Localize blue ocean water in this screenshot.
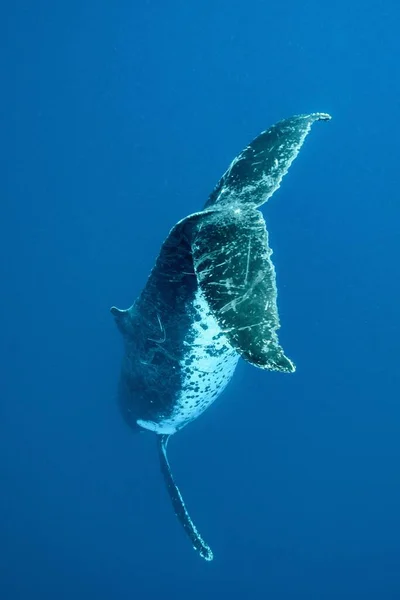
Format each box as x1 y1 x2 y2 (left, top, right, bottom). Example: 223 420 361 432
1 1 400 598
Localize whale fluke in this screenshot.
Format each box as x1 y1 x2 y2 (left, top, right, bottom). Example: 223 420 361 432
206 112 331 209
158 434 213 561
192 205 294 372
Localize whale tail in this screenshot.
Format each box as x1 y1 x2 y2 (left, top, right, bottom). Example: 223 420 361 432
205 112 331 209
157 434 213 562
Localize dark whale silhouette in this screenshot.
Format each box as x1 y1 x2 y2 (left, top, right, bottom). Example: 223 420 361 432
111 112 331 561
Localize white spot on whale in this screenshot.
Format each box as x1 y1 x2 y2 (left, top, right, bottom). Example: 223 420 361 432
141 288 239 434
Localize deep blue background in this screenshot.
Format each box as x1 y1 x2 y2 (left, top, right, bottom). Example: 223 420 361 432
2 1 400 598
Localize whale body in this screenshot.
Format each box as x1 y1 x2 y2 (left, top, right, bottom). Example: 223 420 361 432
111 112 331 561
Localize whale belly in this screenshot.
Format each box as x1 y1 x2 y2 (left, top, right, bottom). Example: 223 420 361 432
137 288 239 434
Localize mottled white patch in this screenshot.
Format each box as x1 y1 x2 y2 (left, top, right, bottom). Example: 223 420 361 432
137 419 176 435
143 288 239 434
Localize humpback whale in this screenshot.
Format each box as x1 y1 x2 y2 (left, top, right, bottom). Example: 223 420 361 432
111 112 331 561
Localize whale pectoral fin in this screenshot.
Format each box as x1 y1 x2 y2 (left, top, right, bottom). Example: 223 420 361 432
192 207 295 373
205 112 331 209
157 434 213 562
